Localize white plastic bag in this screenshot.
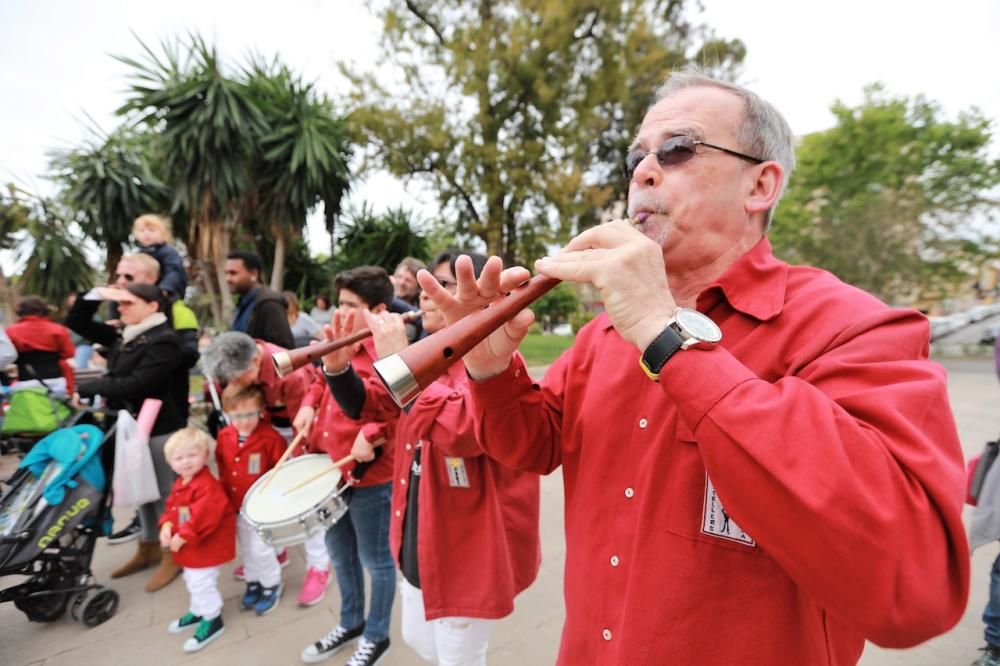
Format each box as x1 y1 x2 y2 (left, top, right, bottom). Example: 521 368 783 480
112 409 161 506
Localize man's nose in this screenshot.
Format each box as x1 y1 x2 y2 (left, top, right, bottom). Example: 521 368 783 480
631 152 662 188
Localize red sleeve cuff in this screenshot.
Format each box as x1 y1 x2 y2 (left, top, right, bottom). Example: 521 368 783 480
657 345 756 431
467 355 534 409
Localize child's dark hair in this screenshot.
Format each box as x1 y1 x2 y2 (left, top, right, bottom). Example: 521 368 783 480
333 266 394 309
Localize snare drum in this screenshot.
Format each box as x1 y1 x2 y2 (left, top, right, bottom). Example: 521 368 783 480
242 454 350 547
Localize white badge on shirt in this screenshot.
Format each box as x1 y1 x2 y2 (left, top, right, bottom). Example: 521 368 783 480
444 457 470 488
248 453 261 476
701 475 755 547
178 506 191 525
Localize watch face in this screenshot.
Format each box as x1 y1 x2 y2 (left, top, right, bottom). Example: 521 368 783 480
675 309 722 343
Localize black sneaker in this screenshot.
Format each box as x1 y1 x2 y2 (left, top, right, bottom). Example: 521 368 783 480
345 637 390 666
183 615 225 653
300 624 365 663
107 513 141 544
973 645 1000 666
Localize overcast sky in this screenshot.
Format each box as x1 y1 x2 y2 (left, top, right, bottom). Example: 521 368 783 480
2 0 998 262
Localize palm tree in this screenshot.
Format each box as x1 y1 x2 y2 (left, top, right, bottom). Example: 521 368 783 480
335 204 429 273
243 58 353 291
115 34 266 324
48 121 169 277
2 186 94 306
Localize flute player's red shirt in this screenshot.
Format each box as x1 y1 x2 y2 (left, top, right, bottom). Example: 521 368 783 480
469 237 969 665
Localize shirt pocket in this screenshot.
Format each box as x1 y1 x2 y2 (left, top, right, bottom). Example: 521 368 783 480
662 426 770 558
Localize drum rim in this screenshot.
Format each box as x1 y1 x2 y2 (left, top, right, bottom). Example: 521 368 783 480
242 454 349 529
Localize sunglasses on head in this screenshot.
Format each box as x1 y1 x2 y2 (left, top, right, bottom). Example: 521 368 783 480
622 135 764 181
115 272 135 282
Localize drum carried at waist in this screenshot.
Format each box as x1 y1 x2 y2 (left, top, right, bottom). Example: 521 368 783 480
241 454 350 547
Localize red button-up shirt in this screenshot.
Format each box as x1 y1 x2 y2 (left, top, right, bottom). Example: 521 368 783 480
215 422 288 509
255 340 317 423
301 338 397 486
379 361 541 620
160 467 236 568
470 237 969 665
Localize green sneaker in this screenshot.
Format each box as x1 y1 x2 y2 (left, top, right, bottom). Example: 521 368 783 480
167 611 202 634
183 615 225 653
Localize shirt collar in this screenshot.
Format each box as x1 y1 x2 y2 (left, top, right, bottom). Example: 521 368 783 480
599 235 788 330
701 235 788 322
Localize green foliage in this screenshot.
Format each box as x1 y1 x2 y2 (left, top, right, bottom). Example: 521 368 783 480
773 85 1000 303
519 332 574 367
343 0 745 264
1 186 95 303
48 122 169 271
258 237 333 301
334 204 430 273
533 282 580 331
570 308 597 333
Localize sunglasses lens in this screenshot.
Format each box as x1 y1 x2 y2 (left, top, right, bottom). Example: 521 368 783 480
623 150 646 180
657 137 696 166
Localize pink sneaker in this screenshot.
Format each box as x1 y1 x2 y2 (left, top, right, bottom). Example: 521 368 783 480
277 548 290 568
297 566 330 607
233 564 245 581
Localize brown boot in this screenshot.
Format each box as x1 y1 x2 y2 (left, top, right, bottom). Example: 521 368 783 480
144 549 181 592
111 540 161 579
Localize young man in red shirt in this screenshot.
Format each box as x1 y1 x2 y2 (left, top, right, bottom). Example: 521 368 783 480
295 266 400 666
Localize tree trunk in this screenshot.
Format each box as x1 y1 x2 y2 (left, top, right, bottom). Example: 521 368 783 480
270 230 286 292
328 212 338 266
198 260 224 330
0 265 15 324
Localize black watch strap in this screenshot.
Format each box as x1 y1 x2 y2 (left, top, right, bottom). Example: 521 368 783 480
639 324 684 381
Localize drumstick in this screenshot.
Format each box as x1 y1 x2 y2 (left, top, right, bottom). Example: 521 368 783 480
280 453 356 496
260 429 307 492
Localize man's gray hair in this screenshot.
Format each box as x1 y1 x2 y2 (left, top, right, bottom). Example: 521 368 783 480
201 331 257 382
655 67 796 226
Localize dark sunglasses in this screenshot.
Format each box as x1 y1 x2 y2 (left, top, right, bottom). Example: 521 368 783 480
115 272 135 282
623 135 764 181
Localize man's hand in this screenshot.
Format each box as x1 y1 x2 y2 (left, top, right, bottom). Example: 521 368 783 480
350 429 378 462
535 220 677 351
362 310 408 360
415 255 535 381
169 534 186 552
292 406 315 437
319 309 360 373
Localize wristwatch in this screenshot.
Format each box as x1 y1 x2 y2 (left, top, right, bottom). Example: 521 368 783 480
639 308 722 381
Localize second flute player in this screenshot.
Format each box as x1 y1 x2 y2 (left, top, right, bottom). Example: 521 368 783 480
411 67 969 664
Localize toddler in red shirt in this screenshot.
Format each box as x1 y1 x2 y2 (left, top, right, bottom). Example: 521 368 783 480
159 427 235 653
215 384 288 615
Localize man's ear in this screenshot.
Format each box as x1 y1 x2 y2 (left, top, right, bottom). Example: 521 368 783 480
371 303 388 315
745 161 784 218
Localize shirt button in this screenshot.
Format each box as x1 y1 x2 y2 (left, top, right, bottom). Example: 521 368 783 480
232 471 237 476
602 628 612 641
400 478 407 485
638 418 648 429
324 432 329 438
624 487 635 498
610 555 620 567
514 369 521 378
235 457 240 462
406 443 412 451
395 510 401 517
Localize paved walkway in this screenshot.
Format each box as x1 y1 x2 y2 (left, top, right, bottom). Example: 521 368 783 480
1 358 997 665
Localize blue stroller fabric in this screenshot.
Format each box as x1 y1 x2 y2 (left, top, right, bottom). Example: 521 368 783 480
18 425 106 505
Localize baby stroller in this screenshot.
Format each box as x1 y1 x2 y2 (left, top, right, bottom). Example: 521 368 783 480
0 422 119 626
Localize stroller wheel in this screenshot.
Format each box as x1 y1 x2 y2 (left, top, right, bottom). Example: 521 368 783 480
76 587 119 627
14 590 69 622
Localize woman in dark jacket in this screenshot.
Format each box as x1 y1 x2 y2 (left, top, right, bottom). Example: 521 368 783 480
69 283 189 592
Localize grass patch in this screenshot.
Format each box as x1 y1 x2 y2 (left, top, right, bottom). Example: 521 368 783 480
520 333 574 368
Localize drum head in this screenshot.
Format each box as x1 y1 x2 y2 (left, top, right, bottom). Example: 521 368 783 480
243 454 344 525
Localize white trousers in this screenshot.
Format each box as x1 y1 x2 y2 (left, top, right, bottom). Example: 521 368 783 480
399 579 495 666
237 515 281 587
183 566 222 620
304 530 330 570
